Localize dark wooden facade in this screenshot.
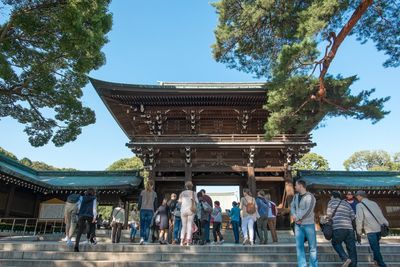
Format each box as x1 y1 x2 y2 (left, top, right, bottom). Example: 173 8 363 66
92 79 316 228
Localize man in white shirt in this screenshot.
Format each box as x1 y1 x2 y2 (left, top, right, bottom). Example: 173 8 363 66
355 190 389 267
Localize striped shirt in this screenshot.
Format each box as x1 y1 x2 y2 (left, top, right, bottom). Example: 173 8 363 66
327 198 355 230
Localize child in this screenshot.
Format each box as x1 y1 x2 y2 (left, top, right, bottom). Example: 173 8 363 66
155 198 170 244
211 201 224 244
129 207 139 242
228 201 241 244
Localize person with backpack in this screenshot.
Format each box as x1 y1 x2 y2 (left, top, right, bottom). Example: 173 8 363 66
199 189 213 244
211 201 224 245
255 190 269 244
228 201 241 244
178 181 198 246
265 193 278 243
63 193 80 247
74 188 97 252
355 190 389 267
111 202 125 243
197 192 212 245
240 188 258 245
290 179 318 267
327 191 357 267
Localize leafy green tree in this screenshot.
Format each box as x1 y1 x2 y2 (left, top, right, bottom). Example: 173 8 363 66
0 146 18 160
19 157 76 171
106 156 148 181
343 150 393 171
212 0 396 138
0 0 112 147
293 152 330 171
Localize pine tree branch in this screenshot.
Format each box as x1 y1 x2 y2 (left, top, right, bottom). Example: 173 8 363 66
318 0 373 99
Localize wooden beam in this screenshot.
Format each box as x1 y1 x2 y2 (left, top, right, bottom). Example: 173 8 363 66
255 176 285 182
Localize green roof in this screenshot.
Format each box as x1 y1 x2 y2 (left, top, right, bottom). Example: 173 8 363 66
297 170 400 190
0 153 143 190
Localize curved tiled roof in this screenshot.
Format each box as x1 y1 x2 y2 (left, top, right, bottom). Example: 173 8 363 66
0 153 143 190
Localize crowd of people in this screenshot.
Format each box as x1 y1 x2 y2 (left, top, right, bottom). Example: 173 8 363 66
63 179 390 267
291 179 389 267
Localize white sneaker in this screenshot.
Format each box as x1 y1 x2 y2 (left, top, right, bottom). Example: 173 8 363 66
242 238 248 245
139 238 144 245
219 240 224 245
62 237 68 242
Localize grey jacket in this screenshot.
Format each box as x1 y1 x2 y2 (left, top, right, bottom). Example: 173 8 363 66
290 192 316 225
356 198 389 235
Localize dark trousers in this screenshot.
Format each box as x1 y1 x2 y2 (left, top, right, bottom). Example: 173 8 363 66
111 222 123 243
75 216 94 249
253 221 260 242
367 232 386 267
232 221 240 243
213 222 223 242
203 216 211 243
87 221 96 241
331 229 357 267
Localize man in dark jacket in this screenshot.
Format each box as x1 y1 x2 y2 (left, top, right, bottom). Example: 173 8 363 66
199 189 212 244
74 188 97 252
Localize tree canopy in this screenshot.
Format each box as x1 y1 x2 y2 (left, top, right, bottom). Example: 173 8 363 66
343 150 400 171
0 146 76 170
212 0 397 138
0 0 112 147
106 156 148 180
293 152 330 172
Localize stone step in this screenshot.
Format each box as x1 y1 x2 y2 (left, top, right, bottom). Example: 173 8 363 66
1 242 399 253
0 250 399 262
0 259 398 267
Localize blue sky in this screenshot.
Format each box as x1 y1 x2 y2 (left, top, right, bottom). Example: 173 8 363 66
0 1 399 171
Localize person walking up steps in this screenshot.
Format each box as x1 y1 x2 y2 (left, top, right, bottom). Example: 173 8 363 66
111 202 125 243
178 181 198 246
255 190 269 244
240 188 258 245
211 201 224 245
74 188 97 252
139 180 157 245
228 201 241 244
265 193 278 243
291 179 318 267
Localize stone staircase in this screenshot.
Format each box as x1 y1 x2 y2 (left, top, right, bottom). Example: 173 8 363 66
0 241 399 266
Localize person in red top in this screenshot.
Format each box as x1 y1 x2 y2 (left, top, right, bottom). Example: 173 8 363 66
199 189 212 244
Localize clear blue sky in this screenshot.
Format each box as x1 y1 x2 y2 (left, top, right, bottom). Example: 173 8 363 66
0 1 399 171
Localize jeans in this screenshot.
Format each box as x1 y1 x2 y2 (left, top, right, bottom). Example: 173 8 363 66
130 224 137 240
140 209 153 241
203 215 211 242
332 229 357 267
232 221 240 243
173 217 182 241
294 224 318 267
367 232 386 267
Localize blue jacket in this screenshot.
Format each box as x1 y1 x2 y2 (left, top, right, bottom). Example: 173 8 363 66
229 206 240 222
77 195 97 218
256 196 269 217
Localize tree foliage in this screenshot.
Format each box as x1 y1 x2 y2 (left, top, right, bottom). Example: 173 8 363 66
343 150 400 171
293 152 330 171
106 156 148 181
0 146 76 170
0 0 112 147
212 0 396 138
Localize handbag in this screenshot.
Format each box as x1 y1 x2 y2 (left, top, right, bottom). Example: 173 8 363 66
190 191 197 213
361 202 390 237
321 200 342 241
155 214 161 225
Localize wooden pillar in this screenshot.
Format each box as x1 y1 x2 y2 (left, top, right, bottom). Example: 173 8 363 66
4 184 15 217
184 167 192 183
33 193 41 218
247 166 256 197
124 200 129 230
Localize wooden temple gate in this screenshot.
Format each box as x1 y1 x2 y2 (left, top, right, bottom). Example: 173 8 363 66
92 79 315 228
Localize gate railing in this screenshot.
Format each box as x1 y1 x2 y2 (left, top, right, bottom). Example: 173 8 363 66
0 218 65 238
